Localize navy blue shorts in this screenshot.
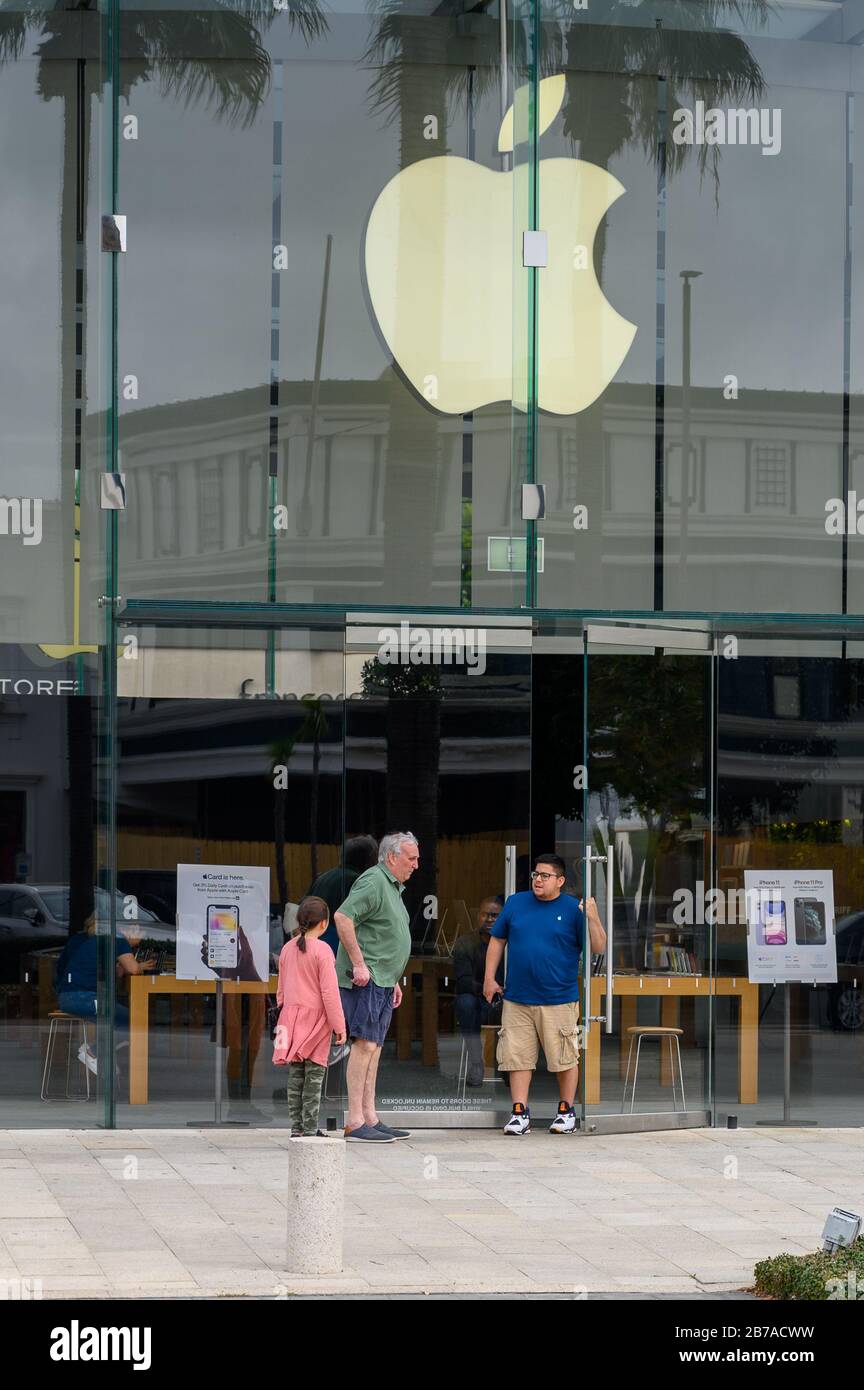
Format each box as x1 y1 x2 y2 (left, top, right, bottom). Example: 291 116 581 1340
340 982 394 1045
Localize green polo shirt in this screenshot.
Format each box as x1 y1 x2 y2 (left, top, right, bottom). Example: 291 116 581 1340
335 863 411 989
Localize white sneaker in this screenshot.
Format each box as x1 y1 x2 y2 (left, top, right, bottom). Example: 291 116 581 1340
549 1104 577 1134
77 1044 98 1076
503 1104 530 1135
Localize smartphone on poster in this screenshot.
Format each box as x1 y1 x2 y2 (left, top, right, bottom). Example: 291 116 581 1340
794 897 827 945
760 898 787 946
206 904 239 969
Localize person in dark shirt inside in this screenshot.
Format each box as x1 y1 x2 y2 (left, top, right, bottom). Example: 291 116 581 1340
452 895 505 1086
55 913 156 1077
307 835 378 954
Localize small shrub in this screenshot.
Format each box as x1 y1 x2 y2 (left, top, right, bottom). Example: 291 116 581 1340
754 1237 864 1300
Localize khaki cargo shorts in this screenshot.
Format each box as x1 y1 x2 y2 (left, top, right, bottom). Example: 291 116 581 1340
496 999 581 1073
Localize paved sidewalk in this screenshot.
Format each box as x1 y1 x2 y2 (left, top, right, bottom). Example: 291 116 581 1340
0 1126 860 1298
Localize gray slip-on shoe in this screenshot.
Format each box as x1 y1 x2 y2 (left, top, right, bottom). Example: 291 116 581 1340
345 1124 396 1143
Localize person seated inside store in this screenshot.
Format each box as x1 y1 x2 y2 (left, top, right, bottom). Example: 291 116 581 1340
54 914 156 1076
452 895 505 1086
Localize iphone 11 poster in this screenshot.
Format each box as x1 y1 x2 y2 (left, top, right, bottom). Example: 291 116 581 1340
176 864 270 983
743 869 837 984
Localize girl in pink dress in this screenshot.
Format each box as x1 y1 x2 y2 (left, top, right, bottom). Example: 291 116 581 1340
273 896 346 1135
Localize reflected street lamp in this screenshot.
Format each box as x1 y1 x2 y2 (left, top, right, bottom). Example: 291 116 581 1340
679 270 702 580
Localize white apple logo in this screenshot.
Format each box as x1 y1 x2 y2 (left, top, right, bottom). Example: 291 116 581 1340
364 74 636 416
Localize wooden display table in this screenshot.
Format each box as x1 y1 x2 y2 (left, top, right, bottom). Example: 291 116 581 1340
395 956 453 1068
586 974 759 1105
129 974 275 1105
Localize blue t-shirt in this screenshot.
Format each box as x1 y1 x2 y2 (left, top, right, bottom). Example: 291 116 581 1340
491 891 584 1006
55 933 130 994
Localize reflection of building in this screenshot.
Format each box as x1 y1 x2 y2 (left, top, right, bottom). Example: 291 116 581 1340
108 381 856 613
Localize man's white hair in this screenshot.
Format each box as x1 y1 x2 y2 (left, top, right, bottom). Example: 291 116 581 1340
379 831 419 864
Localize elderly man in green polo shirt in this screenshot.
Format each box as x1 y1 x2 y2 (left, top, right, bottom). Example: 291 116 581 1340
334 830 419 1143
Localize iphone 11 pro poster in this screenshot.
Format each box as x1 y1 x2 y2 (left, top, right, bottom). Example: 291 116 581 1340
744 869 837 984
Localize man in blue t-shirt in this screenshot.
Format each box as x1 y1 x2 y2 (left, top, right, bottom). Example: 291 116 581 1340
484 852 606 1135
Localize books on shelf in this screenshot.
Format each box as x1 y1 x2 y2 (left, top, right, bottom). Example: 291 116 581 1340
589 948 701 976
650 940 699 974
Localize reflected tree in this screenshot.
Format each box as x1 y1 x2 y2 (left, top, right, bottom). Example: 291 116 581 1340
269 735 297 915
589 654 708 967
298 696 329 880
361 658 441 941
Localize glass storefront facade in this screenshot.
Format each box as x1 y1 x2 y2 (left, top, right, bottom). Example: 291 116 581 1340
4 0 864 1128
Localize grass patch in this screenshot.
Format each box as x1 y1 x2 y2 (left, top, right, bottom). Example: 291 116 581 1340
754 1237 864 1300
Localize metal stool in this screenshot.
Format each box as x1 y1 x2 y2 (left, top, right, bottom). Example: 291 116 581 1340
622 1026 685 1113
41 1011 92 1102
456 1036 469 1100
324 1046 348 1101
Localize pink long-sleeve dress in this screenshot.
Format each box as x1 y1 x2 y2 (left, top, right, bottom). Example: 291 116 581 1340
272 936 346 1067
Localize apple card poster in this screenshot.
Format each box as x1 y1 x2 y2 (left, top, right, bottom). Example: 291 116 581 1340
744 869 837 984
176 864 270 983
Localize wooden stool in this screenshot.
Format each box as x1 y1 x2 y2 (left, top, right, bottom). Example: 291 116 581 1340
41 1011 93 1102
481 1023 499 1077
622 1026 685 1114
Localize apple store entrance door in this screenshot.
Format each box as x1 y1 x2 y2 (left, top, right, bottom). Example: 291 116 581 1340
580 622 716 1135
334 617 532 1129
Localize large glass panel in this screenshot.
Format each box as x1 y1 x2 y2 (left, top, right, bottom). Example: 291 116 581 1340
665 67 845 613
0 1 111 1125
342 617 530 1120
0 5 106 647
115 1 530 610
531 38 658 610
528 629 592 1115
111 623 345 1128
530 1 857 617
716 633 864 1125
582 622 715 1127
847 54 864 616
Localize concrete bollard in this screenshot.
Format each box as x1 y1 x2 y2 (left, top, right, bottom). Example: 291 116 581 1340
285 1136 345 1275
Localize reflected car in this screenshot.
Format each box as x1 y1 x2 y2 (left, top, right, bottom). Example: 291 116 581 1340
829 913 864 1031
116 870 177 924
0 884 175 971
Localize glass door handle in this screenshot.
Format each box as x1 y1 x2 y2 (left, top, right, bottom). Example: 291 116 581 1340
504 845 516 899
503 845 516 990
604 844 614 1035
583 846 614 1037
583 848 604 1041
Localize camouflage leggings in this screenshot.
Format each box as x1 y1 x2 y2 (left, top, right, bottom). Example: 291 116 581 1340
286 1061 327 1134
